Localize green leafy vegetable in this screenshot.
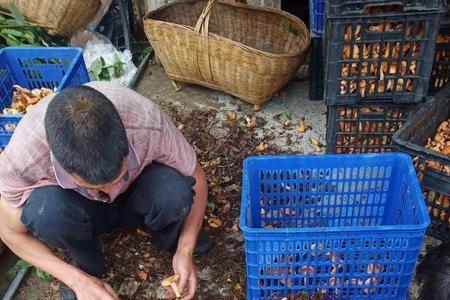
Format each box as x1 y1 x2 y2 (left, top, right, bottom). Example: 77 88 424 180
113 60 125 78
8 3 26 26
90 57 104 78
0 4 58 48
112 282 123 293
282 20 299 36
8 259 52 283
88 56 125 81
35 268 52 282
8 259 31 278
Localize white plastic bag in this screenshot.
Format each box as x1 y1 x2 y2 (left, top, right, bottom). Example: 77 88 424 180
70 30 137 86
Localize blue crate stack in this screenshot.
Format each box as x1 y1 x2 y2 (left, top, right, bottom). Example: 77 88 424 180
0 47 90 149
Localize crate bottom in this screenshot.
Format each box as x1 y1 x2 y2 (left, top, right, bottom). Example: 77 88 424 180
326 102 417 154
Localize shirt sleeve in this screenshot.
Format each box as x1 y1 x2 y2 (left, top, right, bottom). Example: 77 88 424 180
0 152 35 207
154 111 197 176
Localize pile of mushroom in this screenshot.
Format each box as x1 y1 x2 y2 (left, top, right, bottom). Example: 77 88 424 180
262 243 383 297
335 106 408 154
3 85 54 115
408 119 449 178
425 119 450 156
340 19 423 97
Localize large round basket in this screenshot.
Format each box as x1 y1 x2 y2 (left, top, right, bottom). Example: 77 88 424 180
144 0 310 109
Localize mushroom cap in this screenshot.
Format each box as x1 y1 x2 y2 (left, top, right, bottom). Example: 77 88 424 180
161 274 180 287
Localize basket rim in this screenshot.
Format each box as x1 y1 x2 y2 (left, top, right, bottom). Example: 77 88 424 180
239 153 430 234
143 0 311 58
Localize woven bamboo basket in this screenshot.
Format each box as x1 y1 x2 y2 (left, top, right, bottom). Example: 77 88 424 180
0 0 101 37
144 0 310 110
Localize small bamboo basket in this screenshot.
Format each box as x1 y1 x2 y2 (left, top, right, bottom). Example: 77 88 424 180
0 0 101 37
144 0 310 110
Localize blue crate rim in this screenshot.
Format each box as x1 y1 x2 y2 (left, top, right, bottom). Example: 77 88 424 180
0 46 85 93
239 153 430 234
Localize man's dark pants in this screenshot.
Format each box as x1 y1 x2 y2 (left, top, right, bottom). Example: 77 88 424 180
20 163 196 277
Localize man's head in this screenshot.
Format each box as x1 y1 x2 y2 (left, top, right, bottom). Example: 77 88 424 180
45 86 129 188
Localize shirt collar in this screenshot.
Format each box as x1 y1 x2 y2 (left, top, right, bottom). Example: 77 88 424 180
51 139 140 189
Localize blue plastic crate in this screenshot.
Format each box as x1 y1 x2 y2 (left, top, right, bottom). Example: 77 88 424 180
309 0 325 34
240 154 430 300
0 47 90 149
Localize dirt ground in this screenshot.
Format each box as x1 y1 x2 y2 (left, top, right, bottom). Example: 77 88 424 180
0 62 442 300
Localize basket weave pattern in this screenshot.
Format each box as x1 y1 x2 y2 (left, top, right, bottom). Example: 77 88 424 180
0 0 101 37
144 0 310 107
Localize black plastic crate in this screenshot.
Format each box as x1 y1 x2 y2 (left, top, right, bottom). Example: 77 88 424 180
309 36 324 101
393 84 450 240
95 0 132 51
326 101 417 154
429 18 450 95
324 4 443 104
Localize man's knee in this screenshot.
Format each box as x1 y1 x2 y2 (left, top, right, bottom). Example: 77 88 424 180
133 163 196 229
21 187 92 246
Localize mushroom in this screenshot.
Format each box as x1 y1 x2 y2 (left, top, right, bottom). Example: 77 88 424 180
442 145 450 155
161 274 181 298
12 84 31 95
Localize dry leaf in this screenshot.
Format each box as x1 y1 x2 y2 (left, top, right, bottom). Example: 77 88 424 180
283 120 292 128
208 217 223 228
245 116 257 128
216 193 228 204
224 184 240 193
256 142 268 153
138 271 148 281
226 112 237 123
118 278 141 297
231 224 239 233
311 138 322 147
297 118 311 133
136 228 150 237
314 145 324 152
223 202 231 214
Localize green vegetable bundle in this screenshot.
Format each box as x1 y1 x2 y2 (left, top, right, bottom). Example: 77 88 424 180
0 4 58 48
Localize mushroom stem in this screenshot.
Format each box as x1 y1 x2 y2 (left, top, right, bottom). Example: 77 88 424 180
170 282 181 298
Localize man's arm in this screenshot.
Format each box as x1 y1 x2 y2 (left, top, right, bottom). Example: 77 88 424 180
0 198 119 300
172 163 208 300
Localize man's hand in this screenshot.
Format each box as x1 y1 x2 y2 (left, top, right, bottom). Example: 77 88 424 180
0 199 119 300
172 250 197 300
72 272 119 300
168 163 207 299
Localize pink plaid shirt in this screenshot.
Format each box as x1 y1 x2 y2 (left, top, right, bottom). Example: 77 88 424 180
0 81 197 207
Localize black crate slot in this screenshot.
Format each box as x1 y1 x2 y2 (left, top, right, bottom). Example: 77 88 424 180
327 103 417 154
429 19 450 95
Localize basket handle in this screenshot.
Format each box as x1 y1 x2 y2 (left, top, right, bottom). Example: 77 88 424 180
195 0 248 36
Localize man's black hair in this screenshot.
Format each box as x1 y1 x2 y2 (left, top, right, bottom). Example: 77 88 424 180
45 85 129 185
